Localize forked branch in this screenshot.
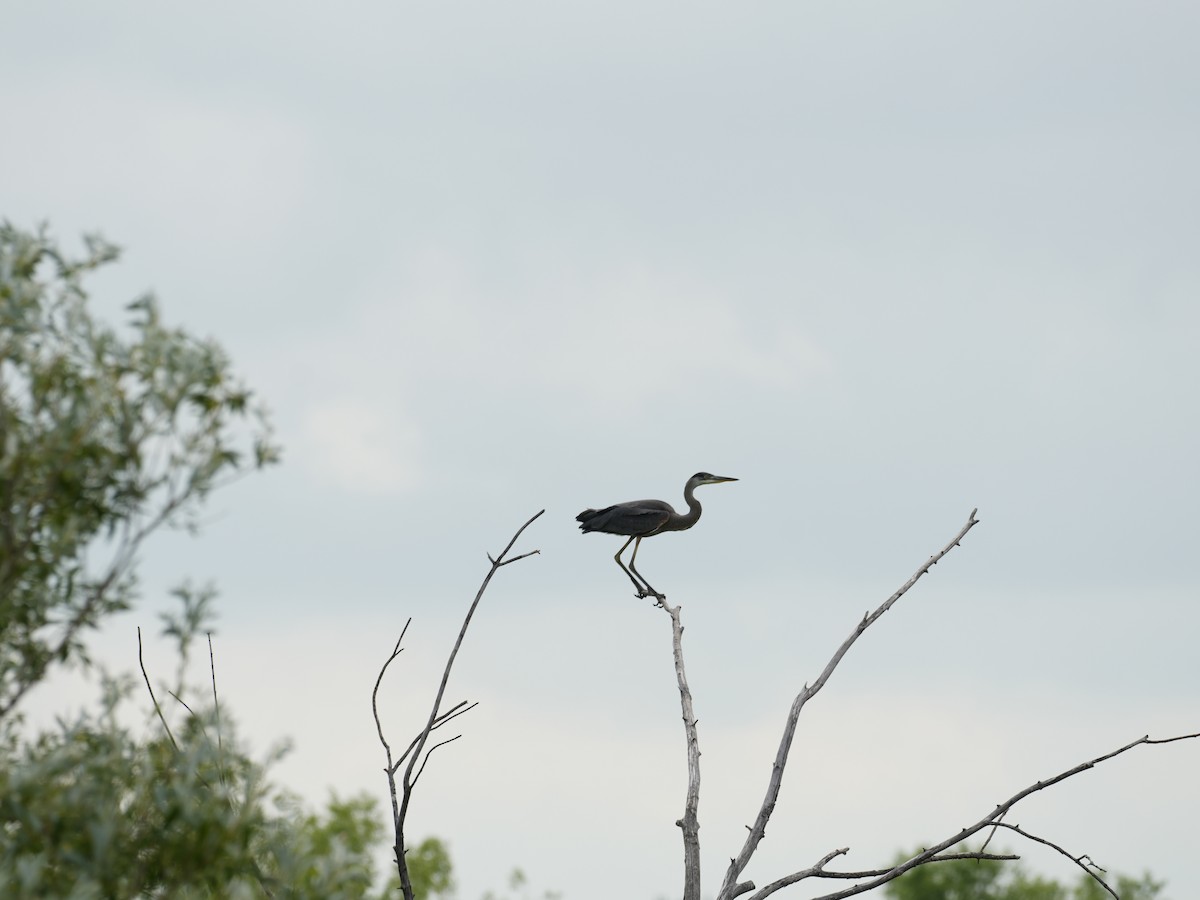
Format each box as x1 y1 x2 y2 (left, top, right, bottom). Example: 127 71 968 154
747 849 1020 898
782 730 1200 900
373 510 544 900
986 822 1112 897
717 509 981 900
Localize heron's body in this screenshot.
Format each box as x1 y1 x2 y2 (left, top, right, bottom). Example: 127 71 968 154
575 498 691 538
576 472 737 601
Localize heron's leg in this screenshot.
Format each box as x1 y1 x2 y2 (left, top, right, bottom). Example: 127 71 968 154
628 536 665 601
614 536 650 598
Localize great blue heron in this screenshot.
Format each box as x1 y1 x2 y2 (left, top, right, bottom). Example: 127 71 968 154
576 472 738 601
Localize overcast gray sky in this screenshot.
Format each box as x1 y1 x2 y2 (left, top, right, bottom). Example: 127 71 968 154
6 2 1199 898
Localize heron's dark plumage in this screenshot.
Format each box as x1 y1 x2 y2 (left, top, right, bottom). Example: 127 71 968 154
575 502 674 537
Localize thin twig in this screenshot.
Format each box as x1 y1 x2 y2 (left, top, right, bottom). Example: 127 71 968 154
988 822 1116 899
1146 732 1200 746
412 734 464 787
166 689 196 717
979 807 1006 855
208 632 226 789
137 626 177 752
208 633 222 753
373 619 412 758
372 623 411 879
496 549 541 567
717 509 981 900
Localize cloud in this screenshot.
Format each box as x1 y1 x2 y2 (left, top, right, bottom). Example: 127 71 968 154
313 246 833 417
298 398 422 495
0 76 315 249
536 267 834 404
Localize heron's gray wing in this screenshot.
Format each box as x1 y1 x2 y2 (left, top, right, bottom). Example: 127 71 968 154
576 500 673 536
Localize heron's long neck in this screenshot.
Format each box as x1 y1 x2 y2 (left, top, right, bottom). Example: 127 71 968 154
676 481 703 530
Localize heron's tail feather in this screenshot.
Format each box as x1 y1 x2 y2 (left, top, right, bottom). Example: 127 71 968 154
576 506 609 531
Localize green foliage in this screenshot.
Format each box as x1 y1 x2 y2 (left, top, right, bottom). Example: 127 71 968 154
405 836 455 899
0 221 279 719
884 846 1166 900
884 852 1010 900
481 867 563 900
295 797 454 898
1076 872 1165 900
0 616 429 898
0 223 455 898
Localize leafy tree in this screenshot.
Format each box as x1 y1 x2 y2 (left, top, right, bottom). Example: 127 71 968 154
0 222 453 898
0 592 454 898
884 846 1166 900
0 221 279 719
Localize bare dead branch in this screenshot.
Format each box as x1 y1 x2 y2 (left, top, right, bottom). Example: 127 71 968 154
400 509 544 793
370 617 481 887
988 822 1115 899
137 626 177 752
746 850 1021 900
744 848 849 899
818 852 1021 880
382 510 543 900
717 509 981 900
659 598 702 900
788 730 1200 900
756 847 849 897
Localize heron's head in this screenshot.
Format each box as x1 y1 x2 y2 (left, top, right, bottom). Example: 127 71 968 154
691 472 738 487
